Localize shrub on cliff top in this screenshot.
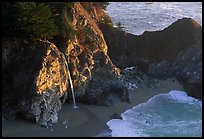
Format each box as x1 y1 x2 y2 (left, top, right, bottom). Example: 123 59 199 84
46 2 75 47
2 2 58 41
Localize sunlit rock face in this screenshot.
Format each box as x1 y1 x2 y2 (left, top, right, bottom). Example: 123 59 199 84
63 2 129 105
36 42 69 96
101 18 202 99
29 41 69 126
2 2 129 126
2 40 69 126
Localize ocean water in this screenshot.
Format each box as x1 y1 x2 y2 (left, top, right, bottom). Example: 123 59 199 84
105 2 202 35
107 90 202 137
105 3 202 137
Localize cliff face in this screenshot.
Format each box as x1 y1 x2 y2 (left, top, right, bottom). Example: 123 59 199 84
2 40 69 126
100 18 202 99
2 2 129 126
2 2 202 127
62 2 128 106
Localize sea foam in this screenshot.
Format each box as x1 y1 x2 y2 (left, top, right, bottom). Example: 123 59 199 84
107 90 202 137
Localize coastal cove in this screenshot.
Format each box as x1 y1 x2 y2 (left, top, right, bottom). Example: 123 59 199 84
2 78 184 137
2 2 202 137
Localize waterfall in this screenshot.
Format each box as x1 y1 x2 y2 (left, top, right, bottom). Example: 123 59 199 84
61 52 78 109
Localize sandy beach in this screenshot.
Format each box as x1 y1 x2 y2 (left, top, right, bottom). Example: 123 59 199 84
2 78 184 137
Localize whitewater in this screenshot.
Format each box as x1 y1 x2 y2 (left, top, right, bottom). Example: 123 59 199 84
105 2 202 137
107 90 202 137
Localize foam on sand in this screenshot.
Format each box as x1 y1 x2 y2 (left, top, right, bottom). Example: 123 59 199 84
107 90 202 137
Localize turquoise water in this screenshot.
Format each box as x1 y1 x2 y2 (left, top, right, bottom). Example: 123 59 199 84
107 90 202 137
105 3 202 137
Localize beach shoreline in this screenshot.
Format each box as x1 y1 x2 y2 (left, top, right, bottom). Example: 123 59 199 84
2 78 184 137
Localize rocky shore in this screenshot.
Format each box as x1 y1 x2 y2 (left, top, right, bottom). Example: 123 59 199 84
2 2 202 129
100 17 202 99
2 78 184 137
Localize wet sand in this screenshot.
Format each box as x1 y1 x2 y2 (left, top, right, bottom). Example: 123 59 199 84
2 78 184 137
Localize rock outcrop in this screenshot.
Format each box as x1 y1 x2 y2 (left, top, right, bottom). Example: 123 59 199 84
2 2 201 128
2 2 129 126
2 39 69 127
100 18 202 99
62 2 129 105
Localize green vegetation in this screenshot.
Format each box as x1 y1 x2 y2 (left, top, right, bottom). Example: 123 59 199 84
2 2 110 44
2 2 58 41
2 2 74 42
46 2 74 39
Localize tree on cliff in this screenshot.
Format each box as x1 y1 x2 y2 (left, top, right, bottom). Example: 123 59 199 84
47 2 74 40
2 2 58 41
45 2 76 49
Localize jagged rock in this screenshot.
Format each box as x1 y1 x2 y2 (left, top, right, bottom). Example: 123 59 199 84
120 66 160 89
81 68 129 106
2 40 69 126
25 91 62 127
121 66 144 80
63 3 129 105
2 2 130 126
101 18 202 99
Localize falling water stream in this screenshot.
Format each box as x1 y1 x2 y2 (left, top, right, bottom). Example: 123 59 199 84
61 52 78 109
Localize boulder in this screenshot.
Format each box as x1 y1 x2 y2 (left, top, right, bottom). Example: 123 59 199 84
81 68 129 106
2 40 69 126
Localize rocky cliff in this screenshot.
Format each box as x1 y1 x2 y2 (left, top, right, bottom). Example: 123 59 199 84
2 2 129 127
2 2 202 128
63 3 129 106
100 18 202 99
2 39 69 126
